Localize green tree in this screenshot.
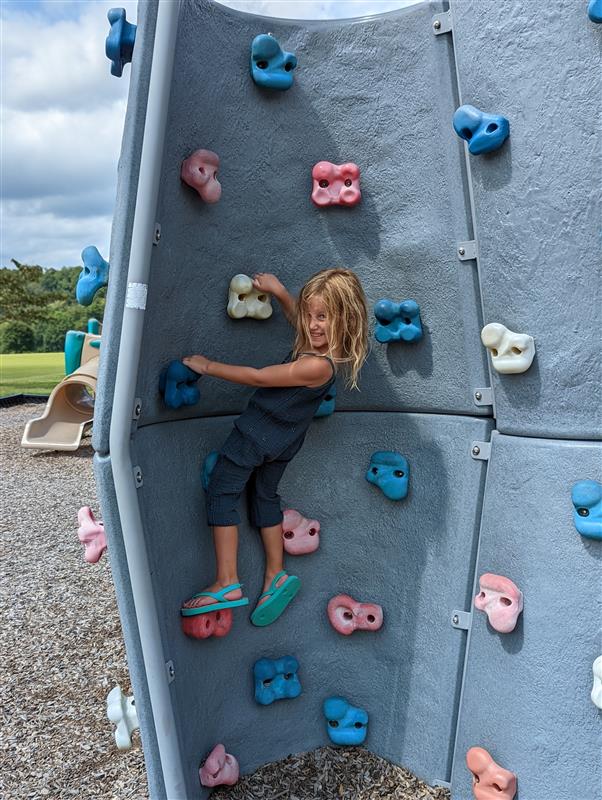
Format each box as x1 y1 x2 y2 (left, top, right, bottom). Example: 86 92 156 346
0 320 35 353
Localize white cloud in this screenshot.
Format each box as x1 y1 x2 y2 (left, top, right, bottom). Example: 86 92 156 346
216 0 420 20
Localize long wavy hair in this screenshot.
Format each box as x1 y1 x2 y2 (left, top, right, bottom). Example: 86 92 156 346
292 268 369 390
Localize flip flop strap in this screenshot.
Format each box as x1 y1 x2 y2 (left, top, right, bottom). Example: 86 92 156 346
258 571 287 600
192 582 242 601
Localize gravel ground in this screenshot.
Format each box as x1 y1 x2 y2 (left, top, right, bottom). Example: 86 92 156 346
1 404 451 800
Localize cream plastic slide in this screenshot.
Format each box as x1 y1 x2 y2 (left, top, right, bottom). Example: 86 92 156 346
22 334 100 451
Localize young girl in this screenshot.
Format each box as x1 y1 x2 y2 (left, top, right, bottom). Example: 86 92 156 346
181 268 369 627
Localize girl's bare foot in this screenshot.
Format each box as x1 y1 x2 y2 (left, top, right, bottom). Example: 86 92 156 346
182 580 242 610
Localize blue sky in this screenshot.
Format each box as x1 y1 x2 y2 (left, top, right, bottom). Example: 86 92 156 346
0 0 419 269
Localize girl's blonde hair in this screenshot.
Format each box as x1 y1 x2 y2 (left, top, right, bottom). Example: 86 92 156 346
292 268 369 390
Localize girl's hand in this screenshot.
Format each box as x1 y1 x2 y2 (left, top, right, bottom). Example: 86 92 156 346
182 355 211 375
252 272 283 295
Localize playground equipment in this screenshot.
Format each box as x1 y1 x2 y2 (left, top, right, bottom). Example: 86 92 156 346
250 34 296 90
592 657 602 710
106 685 139 750
158 360 201 409
327 595 383 636
227 274 273 319
199 744 239 788
365 451 410 501
452 105 510 155
311 161 361 207
282 508 320 555
465 747 516 800
314 384 336 417
480 323 535 374
77 506 107 564
473 574 523 634
571 479 602 539
373 299 423 344
22 320 101 451
76 246 109 306
106 7 136 77
323 697 368 745
180 149 221 203
253 656 302 705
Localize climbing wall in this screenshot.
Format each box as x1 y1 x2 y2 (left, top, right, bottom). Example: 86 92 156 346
93 0 601 798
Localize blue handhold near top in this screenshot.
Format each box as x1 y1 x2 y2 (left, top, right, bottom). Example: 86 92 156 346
106 8 137 78
571 480 602 540
250 34 297 90
159 360 201 410
87 318 101 335
64 331 85 376
366 451 410 501
374 299 423 344
314 385 337 418
323 696 368 746
588 0 602 23
253 656 301 706
201 451 219 491
76 246 109 306
453 104 510 155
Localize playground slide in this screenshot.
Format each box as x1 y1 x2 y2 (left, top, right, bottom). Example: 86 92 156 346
21 355 99 451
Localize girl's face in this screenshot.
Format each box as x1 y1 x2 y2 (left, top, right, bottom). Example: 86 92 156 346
305 295 329 352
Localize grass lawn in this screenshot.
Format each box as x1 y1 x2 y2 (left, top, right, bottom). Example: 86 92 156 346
0 352 65 396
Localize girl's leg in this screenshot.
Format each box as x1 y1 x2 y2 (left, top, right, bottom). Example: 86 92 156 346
257 523 288 603
183 525 242 609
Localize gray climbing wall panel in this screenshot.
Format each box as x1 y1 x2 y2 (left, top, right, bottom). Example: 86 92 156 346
451 432 602 800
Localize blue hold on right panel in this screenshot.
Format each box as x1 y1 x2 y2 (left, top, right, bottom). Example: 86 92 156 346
373 299 423 344
588 0 602 23
453 104 510 155
571 479 602 540
250 34 297 90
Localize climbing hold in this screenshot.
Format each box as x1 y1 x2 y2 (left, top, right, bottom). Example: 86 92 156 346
253 656 301 705
315 385 336 418
106 685 139 750
77 506 107 564
453 105 510 155
327 594 383 636
592 656 602 709
466 747 517 800
480 323 535 374
474 574 523 634
87 318 101 335
181 608 233 640
159 360 201 409
105 8 136 78
373 299 423 344
323 696 368 745
199 743 239 787
201 451 219 491
366 451 410 501
76 246 109 306
282 508 320 555
250 34 296 90
65 331 86 376
588 0 602 23
571 479 602 540
227 274 273 320
181 149 221 204
311 162 361 207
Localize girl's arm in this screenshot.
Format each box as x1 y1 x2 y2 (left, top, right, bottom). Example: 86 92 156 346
253 273 297 325
182 354 332 389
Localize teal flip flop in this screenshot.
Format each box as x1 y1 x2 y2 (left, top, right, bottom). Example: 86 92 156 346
180 583 249 617
250 571 301 627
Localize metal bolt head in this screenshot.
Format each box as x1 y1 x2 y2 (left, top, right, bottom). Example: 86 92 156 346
134 402 141 417
475 391 482 401
452 614 459 625
168 664 175 678
458 247 465 256
472 445 480 456
433 19 441 29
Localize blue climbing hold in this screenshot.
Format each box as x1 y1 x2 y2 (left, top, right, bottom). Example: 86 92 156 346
76 246 109 306
571 480 602 540
201 451 219 491
106 8 136 78
323 696 368 746
453 104 510 155
366 451 410 501
374 299 423 344
159 360 201 410
588 0 602 22
87 318 101 335
250 34 297 90
315 385 337 418
253 656 302 705
64 331 86 376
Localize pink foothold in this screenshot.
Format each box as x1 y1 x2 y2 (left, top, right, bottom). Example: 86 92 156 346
474 573 523 634
181 149 222 204
199 743 239 787
327 594 383 636
181 608 233 640
77 506 107 564
466 747 517 800
282 509 320 555
311 161 361 207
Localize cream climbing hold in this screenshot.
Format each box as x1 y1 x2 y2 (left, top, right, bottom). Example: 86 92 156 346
227 274 273 320
480 323 535 374
592 656 602 710
106 686 139 750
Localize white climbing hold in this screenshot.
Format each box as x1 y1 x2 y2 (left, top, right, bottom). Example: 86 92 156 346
227 274 273 320
592 656 602 710
481 322 535 374
106 685 139 750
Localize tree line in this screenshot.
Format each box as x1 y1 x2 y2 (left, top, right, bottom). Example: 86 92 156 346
0 260 106 353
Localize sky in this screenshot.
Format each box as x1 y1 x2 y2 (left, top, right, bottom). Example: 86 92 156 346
0 0 419 269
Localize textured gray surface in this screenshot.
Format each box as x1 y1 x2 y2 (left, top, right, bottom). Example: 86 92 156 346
451 431 602 800
131 411 491 797
451 0 602 440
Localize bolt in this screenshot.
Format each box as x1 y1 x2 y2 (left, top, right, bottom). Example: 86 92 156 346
168 664 175 679
475 391 482 401
452 614 459 625
433 19 441 29
134 402 141 417
155 229 161 242
472 446 480 456
458 247 465 256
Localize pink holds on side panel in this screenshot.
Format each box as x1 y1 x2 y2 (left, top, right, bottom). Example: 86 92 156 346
311 161 361 207
181 149 222 204
282 508 320 555
474 573 523 634
77 506 107 563
181 608 233 640
199 743 239 787
466 747 517 800
327 594 383 636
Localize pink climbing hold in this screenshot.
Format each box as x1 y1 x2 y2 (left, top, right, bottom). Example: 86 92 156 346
181 149 222 204
466 747 517 800
199 743 239 787
77 506 107 564
327 594 383 636
181 608 233 640
474 573 523 634
311 161 361 207
282 508 320 555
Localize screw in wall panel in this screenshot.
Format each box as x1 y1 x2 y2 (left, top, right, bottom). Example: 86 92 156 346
153 223 161 245
133 466 143 488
